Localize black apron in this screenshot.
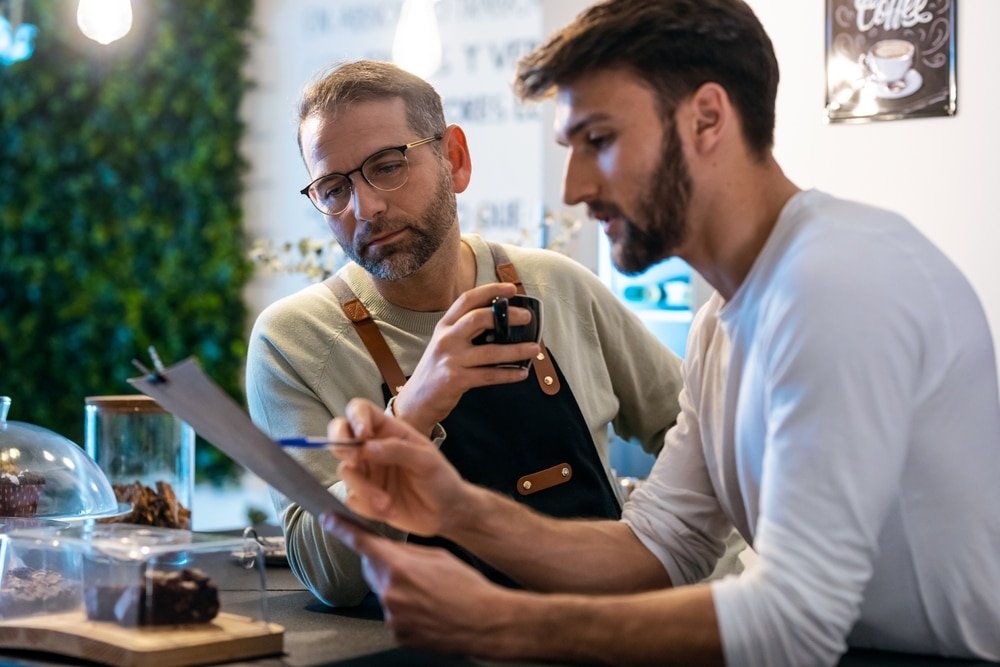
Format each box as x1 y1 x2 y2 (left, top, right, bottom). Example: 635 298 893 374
326 243 620 587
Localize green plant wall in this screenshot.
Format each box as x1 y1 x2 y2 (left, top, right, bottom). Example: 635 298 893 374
0 0 254 483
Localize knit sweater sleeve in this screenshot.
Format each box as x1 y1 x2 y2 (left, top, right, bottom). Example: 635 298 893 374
246 284 400 606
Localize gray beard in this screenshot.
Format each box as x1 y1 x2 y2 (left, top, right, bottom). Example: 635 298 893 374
345 172 457 281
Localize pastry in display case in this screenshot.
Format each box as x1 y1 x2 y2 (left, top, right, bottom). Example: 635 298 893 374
0 396 125 521
0 522 81 621
0 524 283 665
0 394 284 664
0 467 44 517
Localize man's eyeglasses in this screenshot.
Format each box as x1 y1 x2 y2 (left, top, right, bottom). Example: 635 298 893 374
300 135 442 216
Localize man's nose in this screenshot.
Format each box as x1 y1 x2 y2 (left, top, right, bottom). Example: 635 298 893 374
350 176 388 221
561 150 599 207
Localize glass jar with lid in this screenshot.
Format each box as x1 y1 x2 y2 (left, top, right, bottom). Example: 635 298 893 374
84 395 194 529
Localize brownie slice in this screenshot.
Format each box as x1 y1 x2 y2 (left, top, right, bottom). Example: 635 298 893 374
84 567 220 626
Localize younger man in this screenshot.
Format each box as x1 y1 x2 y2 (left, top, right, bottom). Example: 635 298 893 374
324 1 1000 665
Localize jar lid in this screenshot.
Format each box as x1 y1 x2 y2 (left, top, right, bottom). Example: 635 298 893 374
84 395 167 413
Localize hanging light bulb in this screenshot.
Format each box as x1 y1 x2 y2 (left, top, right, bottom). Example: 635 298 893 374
392 0 442 80
77 0 132 45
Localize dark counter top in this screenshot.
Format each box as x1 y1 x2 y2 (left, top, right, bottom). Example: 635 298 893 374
217 566 1000 667
1 555 996 666
221 566 553 667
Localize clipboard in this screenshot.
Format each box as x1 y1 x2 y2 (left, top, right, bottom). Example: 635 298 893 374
128 357 378 533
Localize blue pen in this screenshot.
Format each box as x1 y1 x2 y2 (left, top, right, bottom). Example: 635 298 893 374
278 437 364 448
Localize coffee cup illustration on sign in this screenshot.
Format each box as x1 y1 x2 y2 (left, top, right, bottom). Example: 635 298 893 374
864 39 917 96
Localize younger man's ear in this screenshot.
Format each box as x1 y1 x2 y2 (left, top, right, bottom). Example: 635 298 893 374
442 124 472 193
687 82 730 154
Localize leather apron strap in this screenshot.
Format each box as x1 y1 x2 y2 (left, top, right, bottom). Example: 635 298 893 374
324 276 408 397
325 242 562 397
484 241 561 396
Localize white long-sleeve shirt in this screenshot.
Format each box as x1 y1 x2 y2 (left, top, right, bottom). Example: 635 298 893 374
623 190 1000 666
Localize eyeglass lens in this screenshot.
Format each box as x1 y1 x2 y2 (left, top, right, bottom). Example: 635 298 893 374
310 148 409 215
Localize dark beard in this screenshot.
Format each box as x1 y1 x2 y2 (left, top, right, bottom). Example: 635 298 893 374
343 168 457 281
612 121 692 275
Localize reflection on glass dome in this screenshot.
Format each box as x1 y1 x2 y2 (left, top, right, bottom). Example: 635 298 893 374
0 397 123 521
0 517 67 535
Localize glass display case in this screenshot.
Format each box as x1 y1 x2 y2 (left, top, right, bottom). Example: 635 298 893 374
0 523 281 665
0 396 124 521
0 523 268 625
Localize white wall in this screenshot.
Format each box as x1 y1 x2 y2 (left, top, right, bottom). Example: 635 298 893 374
753 1 1000 378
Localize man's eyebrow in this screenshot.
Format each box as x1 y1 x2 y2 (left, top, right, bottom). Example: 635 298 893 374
556 112 612 145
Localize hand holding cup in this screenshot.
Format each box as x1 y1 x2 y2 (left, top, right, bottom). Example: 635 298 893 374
470 294 543 369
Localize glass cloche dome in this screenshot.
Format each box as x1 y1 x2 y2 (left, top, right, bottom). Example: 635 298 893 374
0 396 123 521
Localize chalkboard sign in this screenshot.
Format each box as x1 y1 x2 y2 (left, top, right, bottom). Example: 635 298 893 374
825 0 956 123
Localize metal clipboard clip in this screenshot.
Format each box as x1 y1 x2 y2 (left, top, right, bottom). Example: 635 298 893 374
130 345 168 384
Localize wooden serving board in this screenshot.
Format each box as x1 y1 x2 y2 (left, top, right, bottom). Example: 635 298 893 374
0 611 284 666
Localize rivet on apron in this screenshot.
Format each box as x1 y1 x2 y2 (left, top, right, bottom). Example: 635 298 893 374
522 480 532 490
536 352 545 361
395 385 404 393
543 376 554 386
561 467 570 477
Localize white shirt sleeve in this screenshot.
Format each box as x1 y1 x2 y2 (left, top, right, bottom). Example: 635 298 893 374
712 235 921 666
621 306 734 586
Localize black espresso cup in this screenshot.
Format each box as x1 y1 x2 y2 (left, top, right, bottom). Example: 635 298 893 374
471 294 542 368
